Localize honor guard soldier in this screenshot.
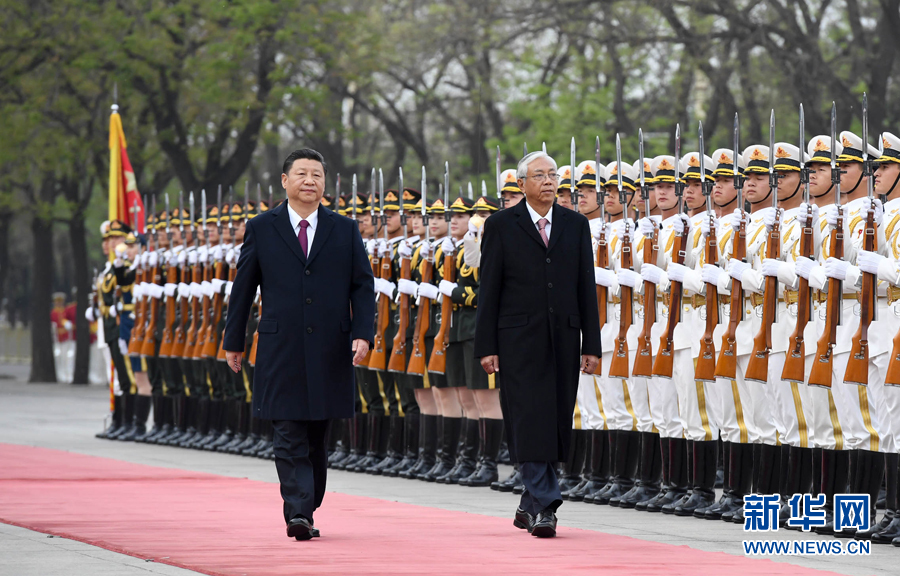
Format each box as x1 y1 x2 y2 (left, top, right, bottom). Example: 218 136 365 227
556 165 574 210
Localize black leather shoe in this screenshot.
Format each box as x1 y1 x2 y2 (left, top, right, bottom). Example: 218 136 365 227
531 510 557 538
287 516 313 541
493 468 521 492
514 507 535 532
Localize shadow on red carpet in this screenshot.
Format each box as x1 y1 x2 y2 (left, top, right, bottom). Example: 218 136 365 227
0 443 843 575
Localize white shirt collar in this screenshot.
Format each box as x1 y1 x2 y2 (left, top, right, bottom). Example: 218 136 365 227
287 202 318 233
525 201 553 225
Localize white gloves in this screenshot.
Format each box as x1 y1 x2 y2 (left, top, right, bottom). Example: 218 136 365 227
225 282 233 297
728 259 752 282
638 217 658 238
133 283 144 299
201 281 214 298
639 264 665 285
420 241 433 260
592 222 609 241
441 237 456 255
115 243 128 259
147 251 158 267
374 278 396 297
468 220 479 235
701 264 723 286
761 258 784 278
758 207 782 231
614 220 634 242
594 267 616 288
667 262 690 283
198 246 209 264
729 209 748 230
398 240 413 259
168 251 179 267
794 257 816 280
397 278 418 296
188 251 198 265
177 283 190 298
797 203 820 227
824 257 854 281
140 251 150 266
672 215 690 235
857 250 884 275
226 248 236 266
439 280 458 297
823 204 843 228
149 284 165 299
164 283 177 297
108 305 117 318
417 282 440 300
700 214 719 238
118 338 128 356
212 245 224 261
190 283 204 299
618 268 641 288
366 239 377 256
85 308 95 322
211 278 226 294
378 240 391 258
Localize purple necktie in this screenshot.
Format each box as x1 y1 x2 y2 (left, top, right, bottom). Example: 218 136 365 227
537 218 549 247
298 220 309 257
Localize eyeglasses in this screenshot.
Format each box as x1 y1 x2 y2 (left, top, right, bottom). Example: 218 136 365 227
525 172 560 182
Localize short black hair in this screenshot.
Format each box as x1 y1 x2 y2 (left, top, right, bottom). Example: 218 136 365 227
282 148 328 176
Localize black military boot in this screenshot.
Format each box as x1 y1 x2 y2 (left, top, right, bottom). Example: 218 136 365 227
336 413 367 470
119 395 151 441
224 402 252 454
459 419 487 486
596 430 639 505
869 453 900 544
493 465 522 492
420 416 461 482
137 395 165 443
715 437 725 489
385 413 420 477
96 395 125 439
209 400 239 451
701 441 731 519
559 429 589 497
674 440 717 516
155 396 181 444
588 429 617 504
781 446 814 529
617 432 663 509
327 418 350 466
837 450 885 538
190 399 221 449
461 418 502 487
109 394 135 440
653 437 689 513
167 396 194 446
637 433 669 511
353 414 388 472
719 442 754 522
814 449 851 535
438 418 478 484
368 415 405 474
573 430 609 503
233 410 260 455
402 414 437 479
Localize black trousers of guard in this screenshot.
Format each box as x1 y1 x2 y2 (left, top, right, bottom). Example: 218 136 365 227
272 419 330 524
519 461 563 515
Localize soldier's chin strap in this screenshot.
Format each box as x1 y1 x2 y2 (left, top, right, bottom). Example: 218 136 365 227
779 175 801 203
885 169 900 200
812 183 833 200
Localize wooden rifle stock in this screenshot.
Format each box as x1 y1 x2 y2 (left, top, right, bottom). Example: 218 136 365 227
652 223 686 378
388 253 412 373
782 208 814 382
593 230 609 376
216 266 238 362
202 259 227 357
745 218 781 383
159 257 179 358
633 226 658 377
368 251 393 371
428 249 456 375
249 295 260 366
609 228 634 379
885 329 900 386
127 265 147 354
182 261 203 359
407 254 433 376
845 207 877 385
809 222 843 388
716 216 746 379
192 260 214 359
695 217 719 382
139 260 162 356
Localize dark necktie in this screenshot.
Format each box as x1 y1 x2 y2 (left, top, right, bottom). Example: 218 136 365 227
298 220 309 257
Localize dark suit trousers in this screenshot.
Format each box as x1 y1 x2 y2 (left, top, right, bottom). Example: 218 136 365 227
272 419 330 523
518 461 563 515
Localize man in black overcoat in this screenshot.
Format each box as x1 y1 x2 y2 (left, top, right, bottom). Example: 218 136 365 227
474 151 601 538
224 149 375 541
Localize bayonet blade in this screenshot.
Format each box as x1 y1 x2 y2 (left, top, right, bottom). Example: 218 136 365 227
444 162 450 222
178 190 185 234
467 181 473 200
216 185 222 234
542 142 547 154
800 104 809 204
734 113 741 207
351 174 358 221
421 166 427 217
596 136 604 221
638 128 646 191
523 142 528 156
496 146 502 199
164 193 171 234
769 109 777 208
570 137 579 212
481 180 487 198
615 133 624 205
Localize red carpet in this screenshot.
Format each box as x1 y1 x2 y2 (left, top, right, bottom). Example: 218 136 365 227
0 443 842 576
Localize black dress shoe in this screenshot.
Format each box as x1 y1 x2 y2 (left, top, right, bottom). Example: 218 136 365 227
287 516 313 541
514 507 535 532
531 510 557 538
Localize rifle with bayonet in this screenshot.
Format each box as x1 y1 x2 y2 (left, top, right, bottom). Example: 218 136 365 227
159 193 178 358
218 183 243 363
593 137 607 376
408 166 432 376
716 115 745 379
783 105 814 383
193 186 220 358
696 123 720 382
845 93 877 385
428 164 454 375
171 192 191 359
140 196 163 355
633 129 658 377
653 124 687 379
369 169 391 371
809 103 844 388
496 146 505 209
570 138 580 212
202 186 229 357
127 196 149 355
746 110 781 383
389 169 411 373
609 134 634 379
183 190 205 359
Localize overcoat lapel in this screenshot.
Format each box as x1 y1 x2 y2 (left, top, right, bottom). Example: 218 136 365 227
272 201 307 264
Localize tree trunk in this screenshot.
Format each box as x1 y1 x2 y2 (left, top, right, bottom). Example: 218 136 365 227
69 214 90 385
0 212 10 314
30 212 56 383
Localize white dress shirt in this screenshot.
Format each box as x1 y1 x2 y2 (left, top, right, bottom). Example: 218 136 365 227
287 202 318 253
525 200 553 239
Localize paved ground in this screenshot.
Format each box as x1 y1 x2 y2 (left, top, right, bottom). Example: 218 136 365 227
0 364 896 575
